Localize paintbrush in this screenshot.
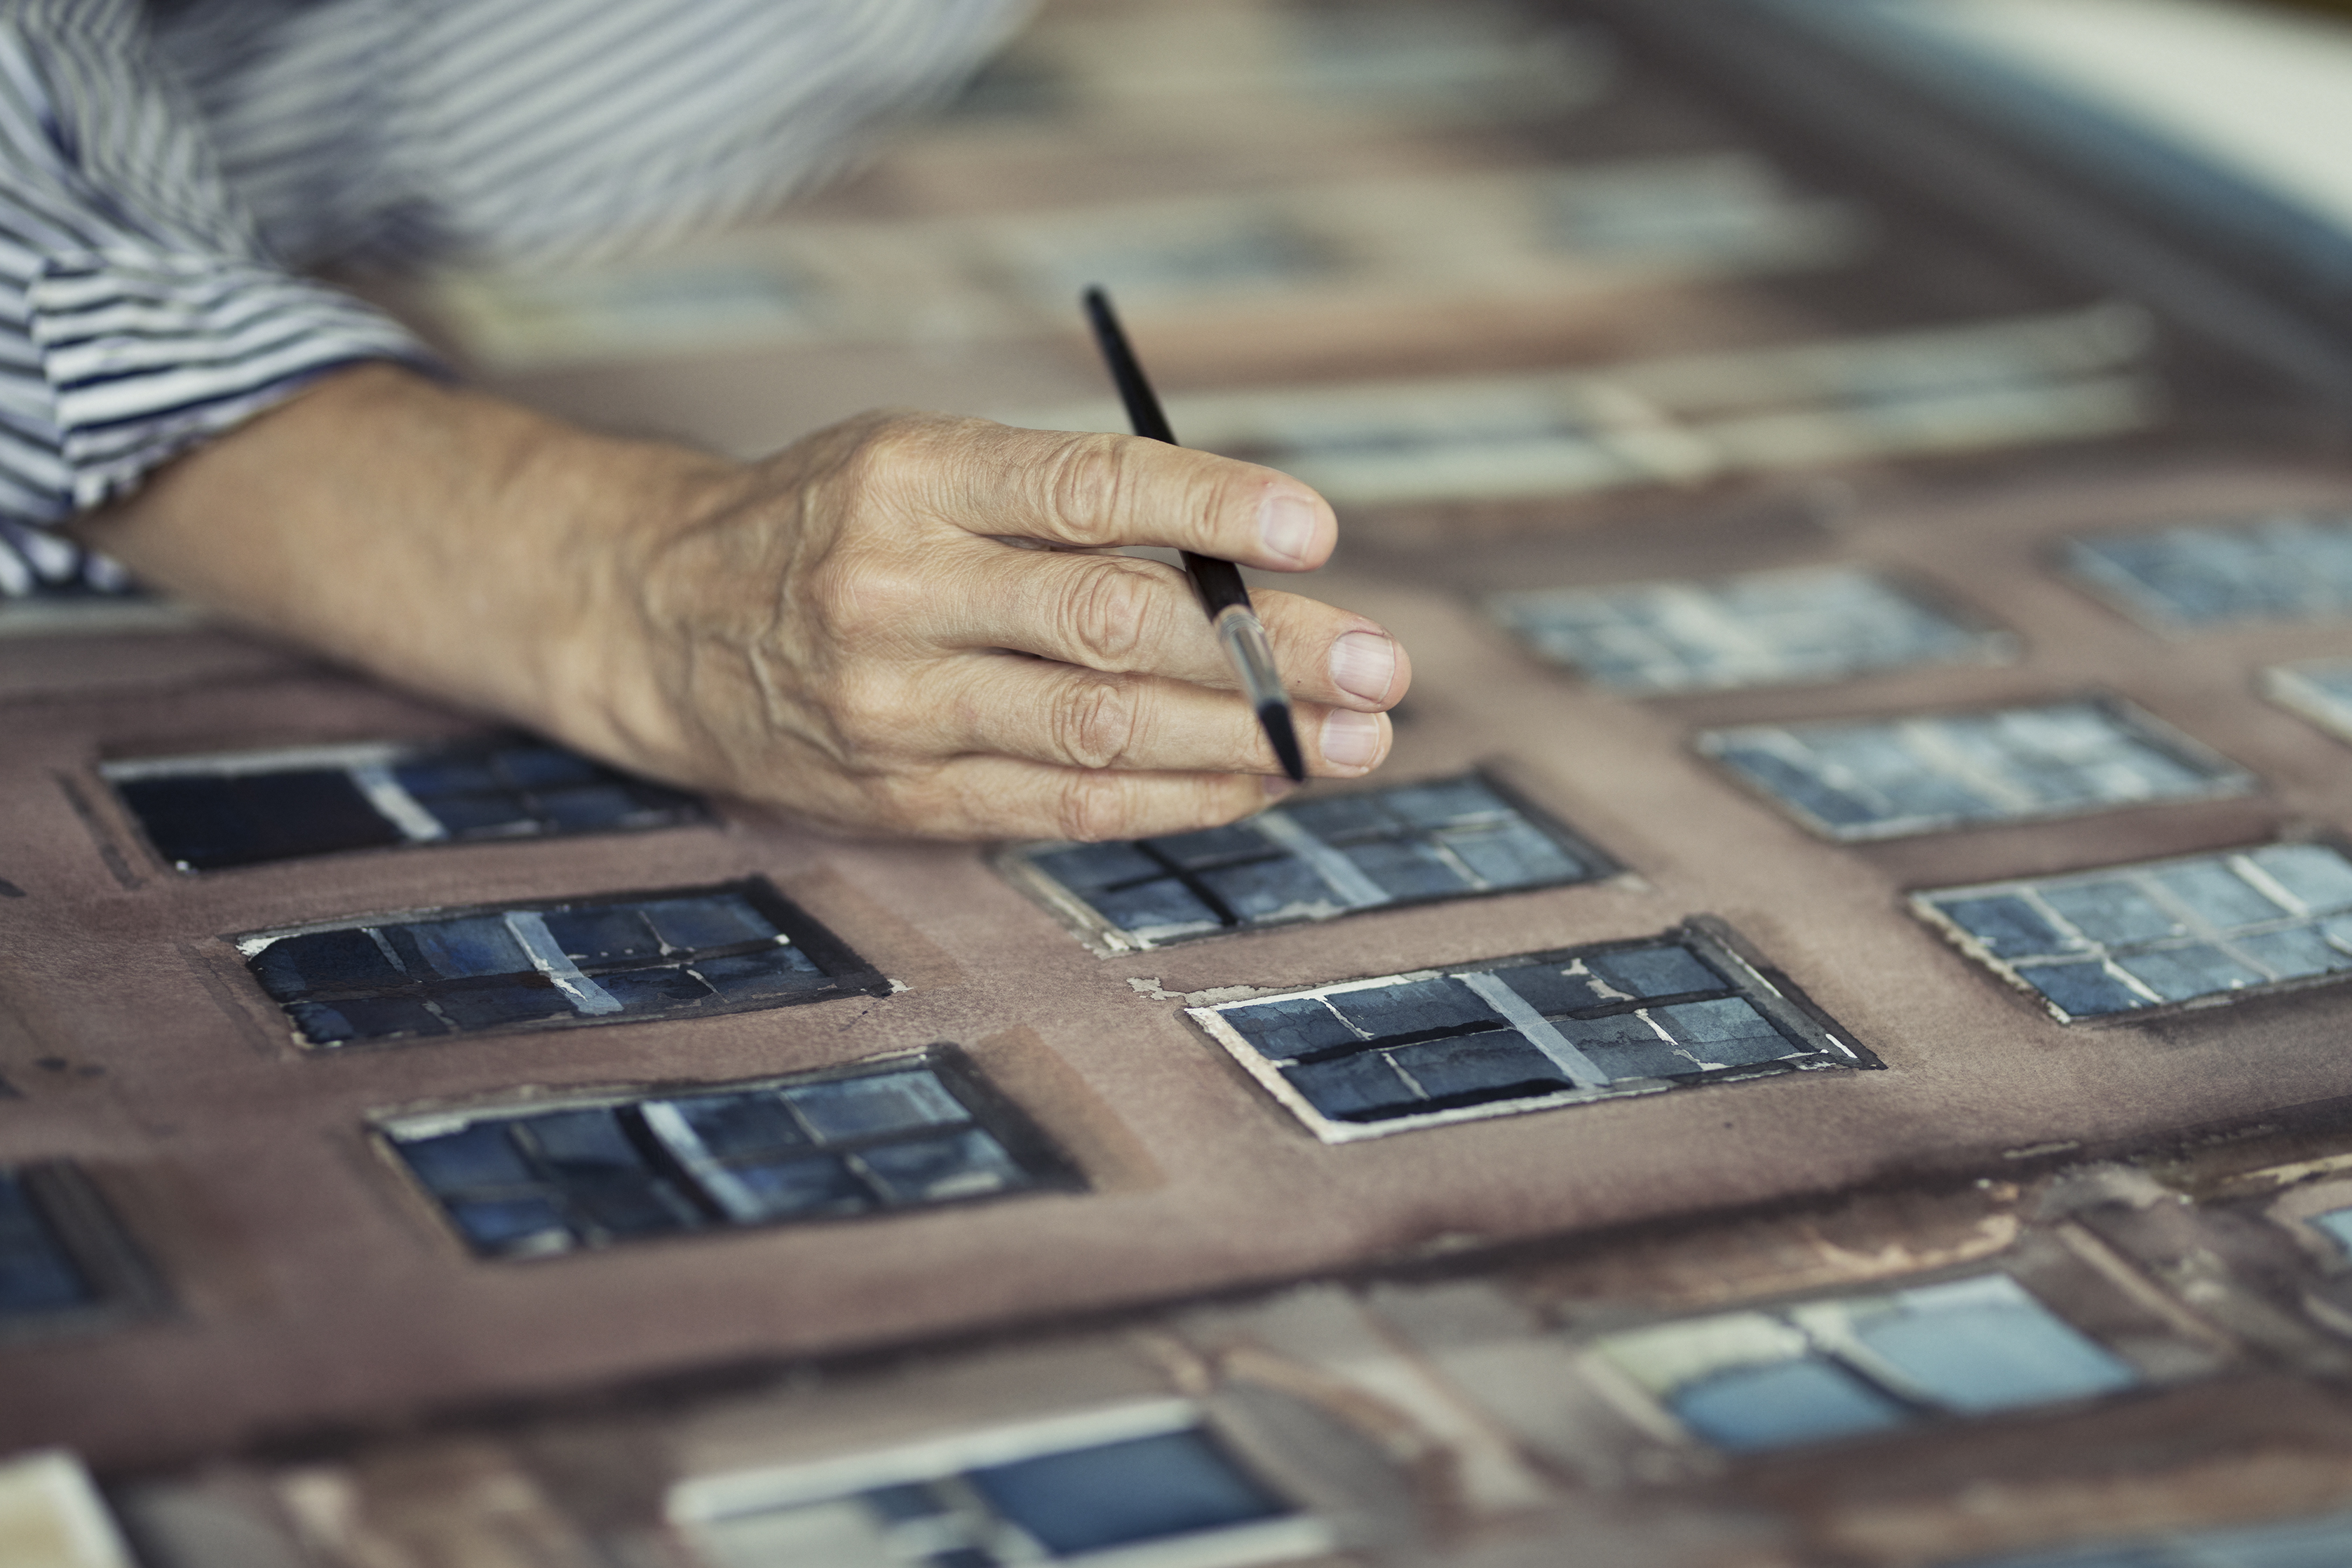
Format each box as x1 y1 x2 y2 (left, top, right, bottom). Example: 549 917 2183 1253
1081 285 1307 784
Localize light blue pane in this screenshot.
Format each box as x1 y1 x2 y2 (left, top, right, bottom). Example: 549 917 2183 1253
1344 837 1474 900
2015 961 2151 1018
2235 925 2352 981
2150 860 2286 928
856 1129 1026 1205
1668 1356 1913 1452
1588 944 1722 999
2038 881 2181 947
726 1153 868 1218
785 1070 967 1142
1219 996 1360 1060
1710 744 1883 829
1438 819 1583 888
1649 998 1793 1066
1933 895 2074 959
398 914 532 980
2248 845 2352 914
967 1430 1287 1557
2112 944 2266 1003
2307 1208 2352 1255
1858 1283 2138 1414
397 1123 534 1195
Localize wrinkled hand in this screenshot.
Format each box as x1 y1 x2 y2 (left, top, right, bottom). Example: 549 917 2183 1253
597 410 1411 839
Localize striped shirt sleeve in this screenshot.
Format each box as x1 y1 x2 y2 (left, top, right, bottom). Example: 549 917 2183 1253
0 0 424 588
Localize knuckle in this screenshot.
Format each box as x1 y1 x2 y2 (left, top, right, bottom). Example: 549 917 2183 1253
1059 561 1162 668
804 546 921 645
1048 677 1140 771
1050 769 1142 844
827 668 912 748
1042 432 1132 546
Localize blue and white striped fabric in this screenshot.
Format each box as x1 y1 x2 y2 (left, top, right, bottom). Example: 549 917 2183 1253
0 0 1026 595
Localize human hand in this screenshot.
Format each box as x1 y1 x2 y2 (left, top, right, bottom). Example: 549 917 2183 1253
591 409 1412 839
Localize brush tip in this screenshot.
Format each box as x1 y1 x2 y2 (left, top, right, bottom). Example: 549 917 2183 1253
1260 702 1307 785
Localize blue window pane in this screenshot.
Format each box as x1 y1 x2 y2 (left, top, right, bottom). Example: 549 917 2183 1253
0 1175 92 1315
1564 1013 1700 1079
2113 945 2265 1003
1283 1053 1421 1120
397 1123 534 1194
640 895 778 950
1219 996 1360 1060
520 1110 645 1170
1649 998 1792 1067
664 1093 809 1158
856 1130 1025 1204
1385 1030 1571 1103
1344 837 1474 900
422 793 538 836
694 946 827 999
566 1178 703 1238
2238 925 2352 980
391 915 532 980
541 908 663 964
967 1431 1287 1555
392 756 502 797
445 1196 572 1254
2015 961 2150 1018
1710 745 1883 829
1198 854 1342 921
2250 845 2352 914
431 980 577 1031
599 967 714 1009
1150 824 1269 868
2309 1208 2352 1255
1378 776 1510 827
119 771 403 871
786 1071 968 1141
250 928 406 1001
536 785 644 830
1326 977 1500 1039
2039 882 2180 947
727 1154 871 1218
1588 945 1722 999
2151 861 2284 927
1087 879 1224 935
1860 1280 2140 1415
288 995 449 1043
1280 793 1398 840
497 746 603 788
1669 1358 1912 1452
1442 820 1583 888
1931 895 2071 960
1029 842 1162 893
2194 1510 2352 1567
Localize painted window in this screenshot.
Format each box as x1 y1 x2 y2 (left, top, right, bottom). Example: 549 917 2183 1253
1592 1274 2138 1454
1004 773 1606 954
1945 1507 2352 1567
105 738 703 872
2064 512 2352 628
669 1401 1329 1568
1489 565 2007 695
1913 843 2352 1022
1187 921 1872 1142
0 1168 93 1318
1698 698 2249 842
239 879 884 1048
382 1053 1069 1257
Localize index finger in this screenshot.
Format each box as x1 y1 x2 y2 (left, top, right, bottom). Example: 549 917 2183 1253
919 418 1338 572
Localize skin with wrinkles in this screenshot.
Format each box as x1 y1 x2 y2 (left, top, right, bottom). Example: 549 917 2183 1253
75 364 1412 841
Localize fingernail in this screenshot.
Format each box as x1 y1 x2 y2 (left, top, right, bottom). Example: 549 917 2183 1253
1320 708 1384 769
1258 492 1319 565
1262 776 1298 800
1328 630 1396 703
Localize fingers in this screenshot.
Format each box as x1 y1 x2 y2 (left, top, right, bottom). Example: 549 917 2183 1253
938 546 1412 710
900 417 1338 571
874 755 1289 843
939 655 1393 778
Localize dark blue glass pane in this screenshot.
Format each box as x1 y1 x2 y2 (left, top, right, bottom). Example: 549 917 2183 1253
1344 837 1472 900
665 1093 809 1158
521 1109 648 1175
1198 854 1339 921
1147 824 1270 868
641 895 779 951
1713 746 1881 828
250 928 406 1001
289 994 448 1044
1670 1358 1912 1452
0 1177 91 1315
542 908 663 964
968 1431 1285 1555
536 785 642 830
388 915 533 980
1032 842 1161 893
121 771 403 870
598 966 714 1010
2015 961 2150 1018
445 1196 572 1254
695 947 829 999
787 1071 966 1141
421 792 538 837
1279 794 1398 840
1562 1013 1701 1079
397 1123 535 1194
730 1153 870 1217
2112 944 2265 1003
1495 961 1618 1016
2039 881 2179 947
858 1130 1024 1204
392 757 502 797
1649 999 1793 1067
1378 777 1509 827
1086 879 1222 933
1385 1030 1569 1104
1932 895 2071 959
430 979 576 1031
496 746 604 788
568 1177 702 1238
1218 996 1360 1060
1588 945 1722 999
1326 977 1500 1040
1442 820 1582 889
1283 1053 1420 1120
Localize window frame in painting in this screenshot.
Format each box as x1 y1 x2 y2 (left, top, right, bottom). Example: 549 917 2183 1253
665 1398 1334 1568
994 766 1617 957
0 1161 168 1344
234 877 890 1049
1908 839 2352 1025
375 1046 1083 1259
99 734 708 875
2060 511 2352 632
1186 918 1875 1144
